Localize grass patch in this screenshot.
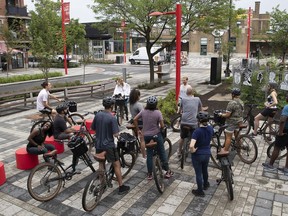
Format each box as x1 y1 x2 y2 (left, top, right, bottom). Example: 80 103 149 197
0 72 63 84
137 81 169 89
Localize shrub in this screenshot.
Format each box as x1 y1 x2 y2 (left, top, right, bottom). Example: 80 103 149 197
0 72 62 84
158 89 178 125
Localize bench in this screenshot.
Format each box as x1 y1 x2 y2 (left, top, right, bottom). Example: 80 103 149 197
155 64 172 83
15 147 39 170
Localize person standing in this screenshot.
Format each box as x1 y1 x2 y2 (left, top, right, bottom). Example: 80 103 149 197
262 94 288 172
218 88 244 155
177 86 204 157
179 76 192 101
252 82 278 137
129 88 146 161
133 96 174 180
91 97 130 195
190 111 213 196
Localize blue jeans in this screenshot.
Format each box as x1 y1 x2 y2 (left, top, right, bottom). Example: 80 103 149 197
191 154 210 191
144 132 169 174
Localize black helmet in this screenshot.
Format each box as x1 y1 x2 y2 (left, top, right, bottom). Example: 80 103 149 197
102 97 115 107
197 111 209 123
268 82 278 90
147 96 157 105
231 88 241 96
56 104 68 114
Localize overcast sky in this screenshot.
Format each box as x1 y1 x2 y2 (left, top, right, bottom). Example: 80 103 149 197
25 0 288 23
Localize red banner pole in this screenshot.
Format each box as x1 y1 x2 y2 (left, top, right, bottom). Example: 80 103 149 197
175 3 182 102
61 0 68 75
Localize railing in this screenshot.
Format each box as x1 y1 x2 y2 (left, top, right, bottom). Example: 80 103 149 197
6 6 28 17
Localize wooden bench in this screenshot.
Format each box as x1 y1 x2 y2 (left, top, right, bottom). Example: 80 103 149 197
155 64 172 83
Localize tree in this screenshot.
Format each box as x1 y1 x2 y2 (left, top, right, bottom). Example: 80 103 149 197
91 0 231 83
29 0 86 81
269 6 288 63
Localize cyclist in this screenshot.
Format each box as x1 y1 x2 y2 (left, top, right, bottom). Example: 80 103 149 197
27 121 57 162
91 97 130 195
252 82 278 137
133 96 174 180
129 88 146 162
262 94 288 172
177 86 204 157
113 77 131 121
36 81 62 116
218 88 244 155
190 111 213 196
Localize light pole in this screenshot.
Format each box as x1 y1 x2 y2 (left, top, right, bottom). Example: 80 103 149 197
61 0 68 75
149 3 182 102
224 0 232 77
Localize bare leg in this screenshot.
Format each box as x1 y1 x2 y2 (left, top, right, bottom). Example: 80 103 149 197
253 113 264 135
270 146 280 166
223 132 233 152
113 160 123 186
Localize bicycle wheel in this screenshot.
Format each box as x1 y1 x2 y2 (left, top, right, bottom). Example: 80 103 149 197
263 120 279 144
82 172 105 211
223 165 234 201
210 143 221 169
27 163 62 201
267 142 287 160
171 114 181 132
163 138 172 160
153 156 165 193
112 152 136 180
236 134 258 164
241 116 252 135
69 113 84 125
30 120 48 132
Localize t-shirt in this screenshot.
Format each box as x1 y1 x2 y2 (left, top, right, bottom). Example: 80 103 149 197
36 89 49 111
53 115 68 139
281 105 288 130
91 111 119 149
180 96 202 126
179 84 192 99
226 98 244 125
192 125 213 155
130 101 143 126
137 109 163 136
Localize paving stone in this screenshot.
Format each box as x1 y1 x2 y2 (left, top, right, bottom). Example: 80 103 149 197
253 206 272 216
258 190 274 200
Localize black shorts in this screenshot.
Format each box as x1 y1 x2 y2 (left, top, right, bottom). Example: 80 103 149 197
261 108 277 118
180 125 196 139
275 134 288 149
96 148 119 163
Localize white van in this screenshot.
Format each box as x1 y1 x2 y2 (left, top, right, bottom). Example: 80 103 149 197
129 47 166 65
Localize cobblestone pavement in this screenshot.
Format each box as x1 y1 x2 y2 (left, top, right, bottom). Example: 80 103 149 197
0 62 288 216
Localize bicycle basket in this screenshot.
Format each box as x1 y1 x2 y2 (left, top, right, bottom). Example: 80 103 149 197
66 101 77 112
68 135 88 157
115 98 125 106
213 110 226 125
117 132 137 152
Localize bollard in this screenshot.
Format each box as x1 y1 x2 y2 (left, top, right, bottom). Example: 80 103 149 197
122 68 127 83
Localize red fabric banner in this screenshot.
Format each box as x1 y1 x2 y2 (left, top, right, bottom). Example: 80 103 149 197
63 2 70 24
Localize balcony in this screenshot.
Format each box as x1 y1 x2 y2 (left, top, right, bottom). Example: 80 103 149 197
6 6 28 17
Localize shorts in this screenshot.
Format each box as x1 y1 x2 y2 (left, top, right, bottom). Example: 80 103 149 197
180 125 196 139
261 108 277 118
96 148 119 163
55 132 71 140
274 134 288 149
225 124 239 134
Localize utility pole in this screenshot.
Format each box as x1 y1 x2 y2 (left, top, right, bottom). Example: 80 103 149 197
224 0 232 77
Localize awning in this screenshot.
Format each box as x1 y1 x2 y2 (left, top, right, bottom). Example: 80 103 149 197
0 42 23 54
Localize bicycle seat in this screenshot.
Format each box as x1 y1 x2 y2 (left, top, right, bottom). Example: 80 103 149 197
126 123 135 130
146 140 157 148
93 151 106 162
39 109 52 115
217 152 229 157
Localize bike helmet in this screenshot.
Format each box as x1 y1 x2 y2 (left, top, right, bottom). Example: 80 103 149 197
197 111 210 123
56 104 68 114
268 82 278 90
102 97 115 107
231 88 241 96
147 96 157 105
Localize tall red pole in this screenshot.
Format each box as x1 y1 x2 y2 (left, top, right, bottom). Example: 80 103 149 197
246 7 251 59
122 20 126 63
175 3 182 102
61 0 68 75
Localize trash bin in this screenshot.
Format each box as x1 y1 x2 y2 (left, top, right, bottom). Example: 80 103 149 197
210 57 222 85
116 56 124 64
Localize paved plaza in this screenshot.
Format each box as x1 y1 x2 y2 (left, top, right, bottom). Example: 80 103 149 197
0 59 288 216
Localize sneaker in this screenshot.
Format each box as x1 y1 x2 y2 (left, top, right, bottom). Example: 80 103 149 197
192 189 205 197
118 185 130 195
165 170 174 179
262 162 276 170
147 173 153 180
203 182 210 190
277 167 288 174
43 155 51 163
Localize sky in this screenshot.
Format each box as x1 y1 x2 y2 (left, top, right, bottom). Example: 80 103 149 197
24 0 288 23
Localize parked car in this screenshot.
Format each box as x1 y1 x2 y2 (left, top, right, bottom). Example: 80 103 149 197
129 47 166 65
55 54 72 62
28 56 40 68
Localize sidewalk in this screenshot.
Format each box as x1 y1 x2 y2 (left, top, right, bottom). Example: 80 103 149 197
0 61 287 216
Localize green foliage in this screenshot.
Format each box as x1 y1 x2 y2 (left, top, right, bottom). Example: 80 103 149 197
157 89 177 125
0 72 62 84
52 80 82 88
137 81 168 89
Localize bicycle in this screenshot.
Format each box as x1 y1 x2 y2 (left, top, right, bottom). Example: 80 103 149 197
30 101 85 132
210 111 258 169
27 131 96 202
171 113 181 132
113 95 129 126
180 125 194 169
241 104 280 144
82 139 136 211
213 125 234 201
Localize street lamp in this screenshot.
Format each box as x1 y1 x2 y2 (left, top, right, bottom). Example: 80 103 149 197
149 3 182 102
224 0 232 77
